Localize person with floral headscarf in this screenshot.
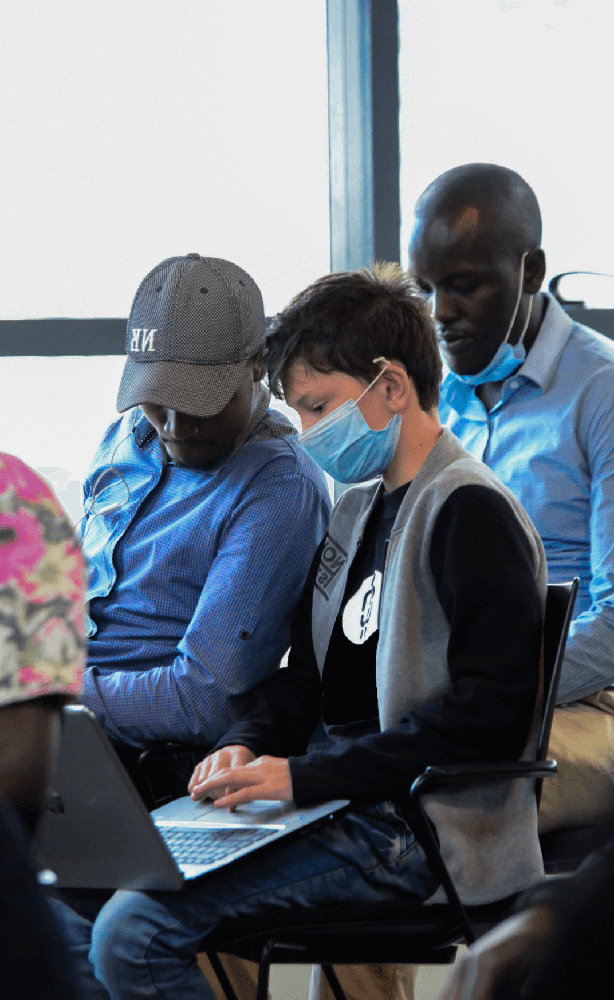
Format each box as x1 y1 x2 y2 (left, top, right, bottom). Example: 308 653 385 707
0 452 86 999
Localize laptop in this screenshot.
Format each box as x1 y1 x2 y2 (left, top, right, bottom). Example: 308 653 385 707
35 705 350 891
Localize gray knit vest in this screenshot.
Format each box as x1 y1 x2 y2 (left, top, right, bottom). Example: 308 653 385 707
311 428 548 904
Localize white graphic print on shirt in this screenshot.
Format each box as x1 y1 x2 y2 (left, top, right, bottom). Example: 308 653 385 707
342 570 382 644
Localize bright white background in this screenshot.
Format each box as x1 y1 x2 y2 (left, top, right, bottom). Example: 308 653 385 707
399 0 614 292
0 0 329 320
0 0 329 517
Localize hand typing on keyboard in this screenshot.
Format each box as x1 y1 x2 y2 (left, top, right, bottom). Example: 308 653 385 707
189 751 293 810
189 745 256 805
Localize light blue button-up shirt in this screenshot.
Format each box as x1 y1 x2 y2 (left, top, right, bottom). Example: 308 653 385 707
440 294 614 703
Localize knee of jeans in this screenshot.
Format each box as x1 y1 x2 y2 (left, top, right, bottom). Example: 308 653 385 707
90 892 137 989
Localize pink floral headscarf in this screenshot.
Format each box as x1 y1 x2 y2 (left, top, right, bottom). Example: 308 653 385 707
0 453 86 706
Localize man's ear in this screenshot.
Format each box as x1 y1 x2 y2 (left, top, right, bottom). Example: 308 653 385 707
524 248 546 294
250 353 265 383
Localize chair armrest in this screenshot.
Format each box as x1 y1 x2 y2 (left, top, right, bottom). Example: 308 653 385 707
137 742 210 809
410 759 557 803
138 741 191 767
137 740 209 770
405 759 556 947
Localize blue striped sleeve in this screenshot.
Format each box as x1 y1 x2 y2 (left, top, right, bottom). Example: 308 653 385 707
82 469 330 747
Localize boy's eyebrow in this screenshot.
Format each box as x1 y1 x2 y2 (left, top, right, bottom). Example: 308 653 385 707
289 391 312 407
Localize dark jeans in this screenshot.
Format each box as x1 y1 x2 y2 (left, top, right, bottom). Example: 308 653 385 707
52 800 438 1000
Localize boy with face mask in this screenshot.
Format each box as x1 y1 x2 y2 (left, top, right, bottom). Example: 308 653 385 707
61 264 548 1000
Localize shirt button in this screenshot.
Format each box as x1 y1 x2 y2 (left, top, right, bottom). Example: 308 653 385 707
509 380 519 389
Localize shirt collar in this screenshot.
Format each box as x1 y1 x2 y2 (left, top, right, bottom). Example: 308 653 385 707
133 410 156 448
516 292 574 392
233 381 271 450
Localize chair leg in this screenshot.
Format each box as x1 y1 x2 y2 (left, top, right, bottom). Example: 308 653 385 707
321 964 348 1000
257 940 276 1000
411 804 475 946
205 952 242 1000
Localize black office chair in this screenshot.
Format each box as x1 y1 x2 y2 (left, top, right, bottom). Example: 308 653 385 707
541 820 614 875
135 742 207 810
538 574 614 873
203 579 579 1000
106 739 207 811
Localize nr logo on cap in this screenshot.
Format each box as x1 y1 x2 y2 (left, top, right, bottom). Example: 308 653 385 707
130 328 157 352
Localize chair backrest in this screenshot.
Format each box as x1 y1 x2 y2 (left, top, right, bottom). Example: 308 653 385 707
537 578 579 762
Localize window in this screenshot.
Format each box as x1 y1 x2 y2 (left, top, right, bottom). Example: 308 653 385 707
398 0 614 286
1 1 329 517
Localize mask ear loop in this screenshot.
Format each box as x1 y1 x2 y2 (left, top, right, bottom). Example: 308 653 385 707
356 357 391 403
515 287 533 351
503 253 533 349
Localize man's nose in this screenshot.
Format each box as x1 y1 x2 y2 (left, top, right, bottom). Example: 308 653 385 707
165 410 199 439
433 288 457 327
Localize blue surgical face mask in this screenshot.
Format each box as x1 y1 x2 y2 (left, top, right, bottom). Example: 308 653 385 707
297 364 402 484
452 253 533 386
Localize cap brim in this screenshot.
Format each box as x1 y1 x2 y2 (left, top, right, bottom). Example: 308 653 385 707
116 357 250 418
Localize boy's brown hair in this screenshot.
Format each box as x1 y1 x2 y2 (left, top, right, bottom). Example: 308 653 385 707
266 262 441 411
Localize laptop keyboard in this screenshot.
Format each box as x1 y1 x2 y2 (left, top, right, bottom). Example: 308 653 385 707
158 825 274 866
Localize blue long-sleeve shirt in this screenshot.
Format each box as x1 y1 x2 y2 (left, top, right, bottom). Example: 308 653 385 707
440 294 614 703
80 388 331 748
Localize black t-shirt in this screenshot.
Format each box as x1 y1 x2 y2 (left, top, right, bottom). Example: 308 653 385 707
322 482 410 725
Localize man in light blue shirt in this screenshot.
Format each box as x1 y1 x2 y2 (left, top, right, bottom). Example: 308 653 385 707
359 164 614 1000
325 164 614 1000
408 164 614 836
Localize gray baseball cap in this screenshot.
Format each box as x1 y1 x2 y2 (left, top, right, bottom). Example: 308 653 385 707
117 254 266 418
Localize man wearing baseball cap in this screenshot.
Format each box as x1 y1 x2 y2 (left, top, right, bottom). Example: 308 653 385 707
78 254 331 788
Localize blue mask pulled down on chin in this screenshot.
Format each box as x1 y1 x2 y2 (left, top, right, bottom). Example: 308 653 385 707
449 253 533 387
